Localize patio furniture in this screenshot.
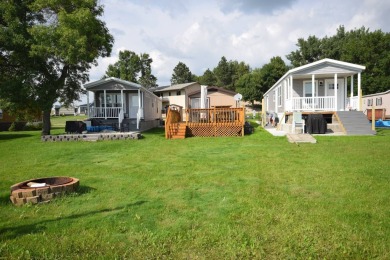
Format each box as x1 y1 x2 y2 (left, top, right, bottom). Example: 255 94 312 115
292 112 305 134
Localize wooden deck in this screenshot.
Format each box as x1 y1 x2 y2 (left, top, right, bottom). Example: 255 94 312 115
165 107 245 139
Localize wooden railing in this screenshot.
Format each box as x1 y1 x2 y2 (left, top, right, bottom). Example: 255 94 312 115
88 107 122 118
185 107 245 125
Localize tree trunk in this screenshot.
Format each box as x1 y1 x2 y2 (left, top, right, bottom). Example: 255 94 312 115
42 110 51 136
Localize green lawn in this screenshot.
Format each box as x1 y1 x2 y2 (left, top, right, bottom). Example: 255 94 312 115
1 118 390 259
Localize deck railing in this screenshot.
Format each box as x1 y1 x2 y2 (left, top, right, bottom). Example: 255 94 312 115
88 107 122 118
185 107 245 125
290 97 335 111
348 96 359 110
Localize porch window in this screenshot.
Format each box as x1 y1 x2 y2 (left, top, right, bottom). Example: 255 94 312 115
303 81 318 97
99 93 123 107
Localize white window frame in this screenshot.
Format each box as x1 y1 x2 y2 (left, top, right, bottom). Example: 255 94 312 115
277 85 282 107
303 80 318 97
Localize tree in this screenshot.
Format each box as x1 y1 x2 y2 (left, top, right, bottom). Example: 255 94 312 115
235 70 262 106
171 62 193 84
199 69 217 86
0 0 113 135
104 51 157 88
138 53 157 88
105 50 140 82
213 56 232 88
235 56 287 105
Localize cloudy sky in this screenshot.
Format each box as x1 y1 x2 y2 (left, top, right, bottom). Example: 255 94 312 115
88 0 390 86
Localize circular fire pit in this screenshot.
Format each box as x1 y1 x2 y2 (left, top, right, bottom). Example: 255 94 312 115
10 177 79 206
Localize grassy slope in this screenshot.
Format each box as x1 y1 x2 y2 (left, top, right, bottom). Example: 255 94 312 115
0 119 389 259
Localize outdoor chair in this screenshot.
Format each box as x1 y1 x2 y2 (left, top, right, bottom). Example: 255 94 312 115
292 112 305 134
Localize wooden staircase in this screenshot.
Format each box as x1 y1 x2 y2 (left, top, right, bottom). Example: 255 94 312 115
169 122 187 139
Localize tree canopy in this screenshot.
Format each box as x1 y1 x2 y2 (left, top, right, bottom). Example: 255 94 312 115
104 50 157 88
236 56 288 104
0 0 114 135
171 62 193 84
287 26 390 94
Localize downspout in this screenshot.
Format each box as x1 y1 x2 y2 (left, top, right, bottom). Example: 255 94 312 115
137 88 141 129
334 74 338 111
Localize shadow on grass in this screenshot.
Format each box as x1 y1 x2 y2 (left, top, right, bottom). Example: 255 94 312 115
0 133 34 141
0 200 147 240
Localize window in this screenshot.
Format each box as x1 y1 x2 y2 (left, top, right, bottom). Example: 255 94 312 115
99 93 122 107
169 92 171 96
376 97 382 106
367 99 373 106
190 98 209 109
176 90 181 95
303 81 318 97
278 86 282 107
328 83 339 90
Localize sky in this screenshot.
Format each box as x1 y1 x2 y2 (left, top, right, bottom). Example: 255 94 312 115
86 0 390 89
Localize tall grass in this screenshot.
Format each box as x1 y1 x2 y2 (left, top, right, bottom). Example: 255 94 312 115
0 119 389 259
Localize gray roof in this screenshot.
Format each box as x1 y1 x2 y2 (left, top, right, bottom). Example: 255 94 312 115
153 82 198 92
84 77 142 90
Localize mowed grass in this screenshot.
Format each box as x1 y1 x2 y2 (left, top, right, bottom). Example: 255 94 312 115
0 117 390 259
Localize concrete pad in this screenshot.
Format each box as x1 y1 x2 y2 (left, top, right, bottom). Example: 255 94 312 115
287 134 317 144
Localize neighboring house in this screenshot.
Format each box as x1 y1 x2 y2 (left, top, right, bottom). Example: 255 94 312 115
84 77 162 131
78 103 94 115
187 86 238 109
263 58 375 135
52 103 79 116
153 83 239 120
153 82 201 119
362 89 390 120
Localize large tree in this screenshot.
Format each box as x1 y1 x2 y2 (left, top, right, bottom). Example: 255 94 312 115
170 61 193 84
0 0 113 135
104 50 157 88
287 26 390 94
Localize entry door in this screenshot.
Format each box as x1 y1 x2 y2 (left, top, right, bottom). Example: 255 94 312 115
325 79 345 110
128 93 139 118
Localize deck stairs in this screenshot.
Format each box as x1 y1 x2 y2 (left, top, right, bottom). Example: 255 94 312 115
169 122 187 139
336 111 376 135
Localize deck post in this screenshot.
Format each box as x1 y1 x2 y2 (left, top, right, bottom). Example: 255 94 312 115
351 75 354 98
312 74 315 111
104 90 107 119
87 90 90 118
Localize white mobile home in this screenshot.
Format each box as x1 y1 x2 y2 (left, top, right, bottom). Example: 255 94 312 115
84 77 162 131
263 59 375 135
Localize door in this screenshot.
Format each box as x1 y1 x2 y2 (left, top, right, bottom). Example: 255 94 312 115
325 79 345 110
128 93 139 118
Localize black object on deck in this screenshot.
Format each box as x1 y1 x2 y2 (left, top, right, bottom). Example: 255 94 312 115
306 114 327 134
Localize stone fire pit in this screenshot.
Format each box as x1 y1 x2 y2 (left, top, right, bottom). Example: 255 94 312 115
10 177 79 206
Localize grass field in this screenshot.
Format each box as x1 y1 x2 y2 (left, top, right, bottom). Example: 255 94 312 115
1 117 390 259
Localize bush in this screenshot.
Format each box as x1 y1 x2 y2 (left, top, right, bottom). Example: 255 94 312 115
24 121 43 130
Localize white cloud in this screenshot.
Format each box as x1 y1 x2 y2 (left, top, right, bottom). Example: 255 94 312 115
85 0 390 86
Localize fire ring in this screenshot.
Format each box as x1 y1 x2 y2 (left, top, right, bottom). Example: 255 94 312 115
10 176 79 206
